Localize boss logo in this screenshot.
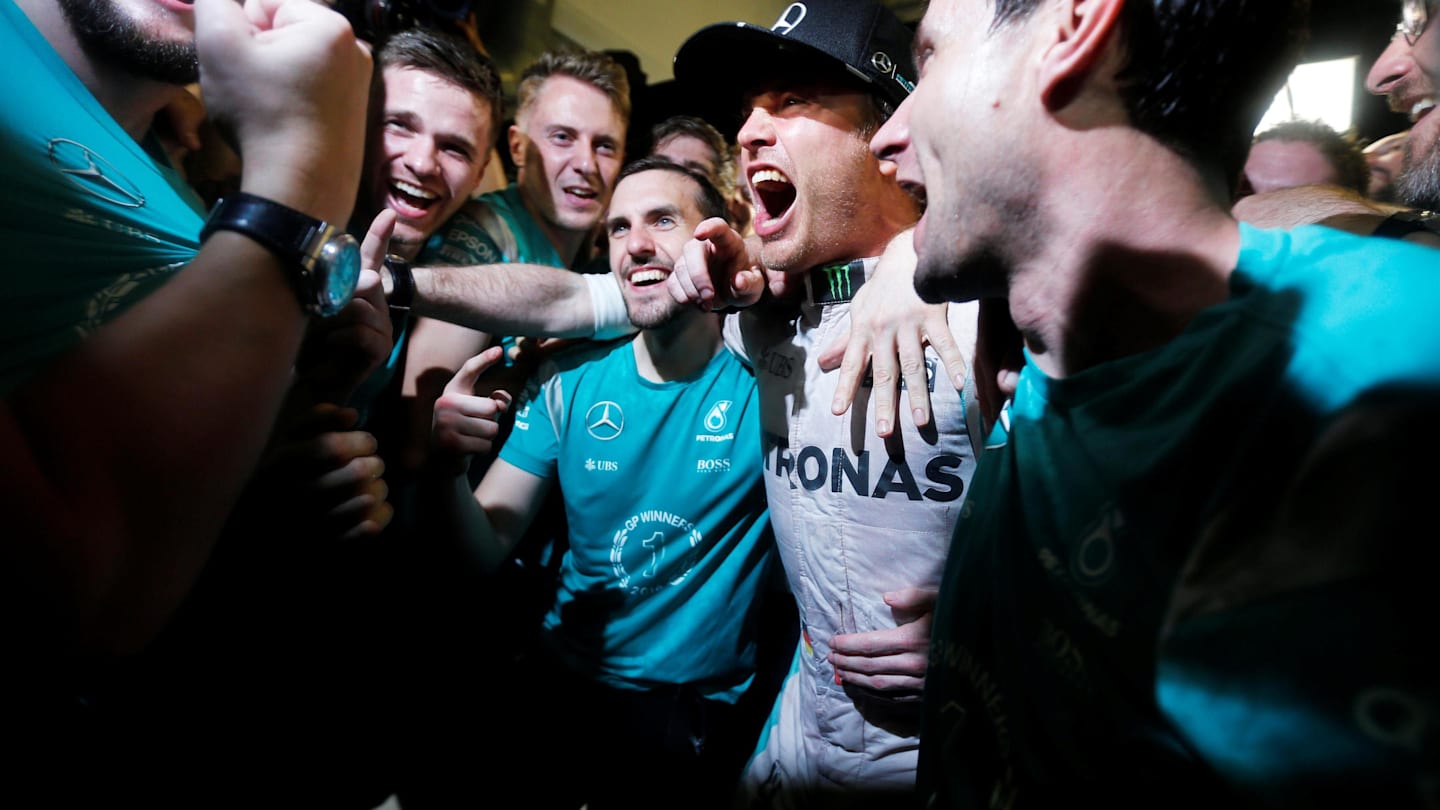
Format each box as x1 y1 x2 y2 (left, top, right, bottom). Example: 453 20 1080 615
696 458 732 473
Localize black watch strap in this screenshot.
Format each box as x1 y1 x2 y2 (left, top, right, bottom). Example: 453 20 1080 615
200 191 323 260
1373 209 1440 240
385 253 414 312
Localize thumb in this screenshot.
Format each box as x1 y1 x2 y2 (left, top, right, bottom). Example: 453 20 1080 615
193 0 254 53
885 587 939 622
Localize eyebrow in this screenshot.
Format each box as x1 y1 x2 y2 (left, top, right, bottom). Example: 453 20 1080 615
606 204 683 231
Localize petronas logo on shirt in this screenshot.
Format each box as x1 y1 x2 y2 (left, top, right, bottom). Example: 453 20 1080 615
704 400 732 432
697 400 736 443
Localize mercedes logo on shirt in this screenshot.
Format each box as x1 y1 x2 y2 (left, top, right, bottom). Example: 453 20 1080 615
48 138 146 208
585 401 625 440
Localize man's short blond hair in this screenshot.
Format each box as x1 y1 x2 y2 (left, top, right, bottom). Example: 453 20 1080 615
515 49 631 128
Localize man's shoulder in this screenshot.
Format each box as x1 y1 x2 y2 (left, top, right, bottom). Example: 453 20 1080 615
533 337 636 387
422 196 511 265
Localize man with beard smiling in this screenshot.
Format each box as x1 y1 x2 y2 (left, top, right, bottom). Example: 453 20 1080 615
1234 0 1440 243
1367 0 1440 215
870 0 1440 805
423 157 777 809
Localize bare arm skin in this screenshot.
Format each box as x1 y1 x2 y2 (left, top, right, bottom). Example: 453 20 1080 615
422 348 549 573
0 0 372 655
408 262 611 338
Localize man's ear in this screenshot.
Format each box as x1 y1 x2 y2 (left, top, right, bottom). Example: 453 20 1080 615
1039 0 1126 112
508 123 525 172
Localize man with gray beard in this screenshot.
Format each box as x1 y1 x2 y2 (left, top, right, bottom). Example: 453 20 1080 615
1234 0 1440 242
1369 0 1440 213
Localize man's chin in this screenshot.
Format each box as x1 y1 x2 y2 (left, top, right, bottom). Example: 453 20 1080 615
386 229 426 260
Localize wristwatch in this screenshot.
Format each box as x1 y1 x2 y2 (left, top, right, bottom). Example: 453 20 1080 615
200 192 361 317
1373 208 1440 240
383 253 414 313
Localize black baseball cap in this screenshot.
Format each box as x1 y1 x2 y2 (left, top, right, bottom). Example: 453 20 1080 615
673 0 916 115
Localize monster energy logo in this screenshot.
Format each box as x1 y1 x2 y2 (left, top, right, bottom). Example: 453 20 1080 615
808 259 868 306
822 263 853 301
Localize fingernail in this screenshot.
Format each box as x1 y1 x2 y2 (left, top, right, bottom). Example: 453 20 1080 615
914 407 927 425
831 397 845 414
834 672 842 685
876 419 890 435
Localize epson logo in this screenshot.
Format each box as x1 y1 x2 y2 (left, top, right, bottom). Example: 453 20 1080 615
696 458 732 473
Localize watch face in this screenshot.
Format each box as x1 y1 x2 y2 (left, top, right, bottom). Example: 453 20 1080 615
318 233 362 316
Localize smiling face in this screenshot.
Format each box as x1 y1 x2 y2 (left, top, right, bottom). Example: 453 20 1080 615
367 66 493 259
737 72 911 275
605 168 707 329
58 0 198 84
1368 5 1440 209
511 75 626 243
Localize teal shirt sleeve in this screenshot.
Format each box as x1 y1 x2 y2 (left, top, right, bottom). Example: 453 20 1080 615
497 370 560 480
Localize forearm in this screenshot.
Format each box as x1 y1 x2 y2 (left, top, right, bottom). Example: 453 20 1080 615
419 470 516 575
5 235 311 654
412 262 603 338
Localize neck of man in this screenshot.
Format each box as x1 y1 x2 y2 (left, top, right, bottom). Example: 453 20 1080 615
1010 130 1242 380
541 218 593 270
632 311 723 383
18 0 178 142
516 185 594 269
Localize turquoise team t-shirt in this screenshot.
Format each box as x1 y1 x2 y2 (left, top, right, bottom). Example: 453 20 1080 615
0 0 204 395
420 184 579 368
500 338 774 701
920 223 1440 807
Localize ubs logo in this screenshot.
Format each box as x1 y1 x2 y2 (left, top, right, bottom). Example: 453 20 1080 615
772 2 807 35
48 138 145 208
585 400 625 440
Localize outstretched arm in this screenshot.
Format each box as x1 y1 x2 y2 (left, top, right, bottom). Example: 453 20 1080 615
400 262 632 340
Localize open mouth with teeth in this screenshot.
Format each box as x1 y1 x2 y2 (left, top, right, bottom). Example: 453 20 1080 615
563 185 599 206
1412 98 1436 125
629 267 671 287
749 168 797 236
389 179 439 219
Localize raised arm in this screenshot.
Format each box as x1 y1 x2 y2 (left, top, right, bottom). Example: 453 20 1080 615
0 0 372 655
423 348 551 573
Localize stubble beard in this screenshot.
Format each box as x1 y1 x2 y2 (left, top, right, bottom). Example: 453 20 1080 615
624 295 683 331
59 0 199 85
1397 137 1440 211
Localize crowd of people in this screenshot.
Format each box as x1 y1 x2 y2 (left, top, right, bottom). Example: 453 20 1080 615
4 0 1437 807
